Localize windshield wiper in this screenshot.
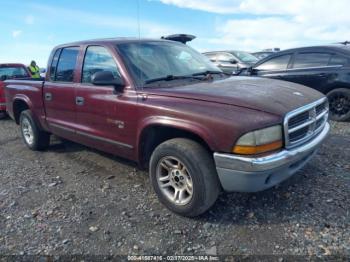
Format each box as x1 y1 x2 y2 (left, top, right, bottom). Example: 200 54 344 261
144 75 202 84
192 70 229 76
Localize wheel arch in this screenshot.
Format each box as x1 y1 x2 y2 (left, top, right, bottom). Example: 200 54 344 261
13 97 32 124
137 119 216 169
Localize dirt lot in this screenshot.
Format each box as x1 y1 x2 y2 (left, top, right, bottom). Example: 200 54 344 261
0 117 349 258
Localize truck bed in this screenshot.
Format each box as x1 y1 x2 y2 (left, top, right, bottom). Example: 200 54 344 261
5 79 47 127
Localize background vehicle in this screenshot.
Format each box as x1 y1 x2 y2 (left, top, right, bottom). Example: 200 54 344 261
244 45 350 121
252 48 281 60
5 38 329 216
251 51 274 60
0 63 31 119
203 51 259 74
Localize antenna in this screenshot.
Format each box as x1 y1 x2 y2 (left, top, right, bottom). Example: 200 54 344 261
137 0 141 39
136 0 143 88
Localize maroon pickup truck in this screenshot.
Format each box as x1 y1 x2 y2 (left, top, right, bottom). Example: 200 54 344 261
5 38 330 216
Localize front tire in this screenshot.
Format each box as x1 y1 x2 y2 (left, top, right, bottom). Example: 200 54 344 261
20 110 50 150
149 138 221 217
327 88 350 121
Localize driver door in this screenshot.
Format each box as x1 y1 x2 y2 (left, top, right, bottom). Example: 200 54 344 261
74 45 136 158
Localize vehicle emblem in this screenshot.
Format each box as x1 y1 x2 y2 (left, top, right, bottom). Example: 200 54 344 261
293 92 303 97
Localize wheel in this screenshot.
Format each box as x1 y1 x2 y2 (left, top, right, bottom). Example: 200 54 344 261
327 88 350 121
149 138 221 217
20 110 50 150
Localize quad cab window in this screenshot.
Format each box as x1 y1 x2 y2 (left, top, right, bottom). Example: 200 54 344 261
293 52 331 68
255 54 292 71
82 46 121 84
54 47 79 82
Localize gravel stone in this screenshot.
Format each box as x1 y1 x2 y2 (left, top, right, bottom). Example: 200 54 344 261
0 118 349 256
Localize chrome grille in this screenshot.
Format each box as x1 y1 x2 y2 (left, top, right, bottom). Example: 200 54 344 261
284 98 329 148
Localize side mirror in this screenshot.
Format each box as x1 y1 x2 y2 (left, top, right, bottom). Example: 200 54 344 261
230 59 238 64
91 71 125 92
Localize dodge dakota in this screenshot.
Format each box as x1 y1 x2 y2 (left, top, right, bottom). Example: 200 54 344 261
5 38 330 217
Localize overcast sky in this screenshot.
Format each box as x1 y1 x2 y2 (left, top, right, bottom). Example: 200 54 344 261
0 0 348 67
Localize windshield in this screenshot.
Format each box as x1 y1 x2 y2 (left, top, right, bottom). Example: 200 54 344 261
117 41 220 86
0 66 30 80
230 51 258 63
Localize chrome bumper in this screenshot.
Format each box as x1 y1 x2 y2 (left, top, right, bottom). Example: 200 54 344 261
214 122 330 192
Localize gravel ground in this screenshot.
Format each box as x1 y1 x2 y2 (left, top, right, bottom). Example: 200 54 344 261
0 117 349 258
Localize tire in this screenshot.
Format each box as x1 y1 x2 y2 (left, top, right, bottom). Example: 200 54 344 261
327 88 350 121
0 111 7 119
149 138 221 217
19 110 50 150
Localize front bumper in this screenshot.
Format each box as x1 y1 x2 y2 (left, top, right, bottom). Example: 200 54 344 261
214 122 330 192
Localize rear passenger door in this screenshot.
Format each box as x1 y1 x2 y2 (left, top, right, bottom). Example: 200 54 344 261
285 52 335 91
44 46 80 138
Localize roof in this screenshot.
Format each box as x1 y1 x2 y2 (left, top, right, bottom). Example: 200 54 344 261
275 45 350 55
54 37 175 49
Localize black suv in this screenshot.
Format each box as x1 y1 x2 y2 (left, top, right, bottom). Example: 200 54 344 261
244 45 350 121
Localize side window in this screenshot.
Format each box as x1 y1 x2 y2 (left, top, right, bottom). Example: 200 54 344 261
55 47 79 82
293 53 331 68
255 54 291 71
205 53 217 62
49 49 61 81
217 53 234 62
328 55 349 66
82 46 121 84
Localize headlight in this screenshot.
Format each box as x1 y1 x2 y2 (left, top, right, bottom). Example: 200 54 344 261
233 125 283 155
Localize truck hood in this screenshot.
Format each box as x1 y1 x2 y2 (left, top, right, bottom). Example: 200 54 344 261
145 77 324 116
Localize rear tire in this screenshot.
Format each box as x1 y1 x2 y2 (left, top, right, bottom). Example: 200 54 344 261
149 138 221 217
0 111 6 119
327 88 350 121
20 110 50 150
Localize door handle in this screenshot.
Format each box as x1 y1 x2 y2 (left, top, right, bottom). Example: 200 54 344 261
318 73 327 77
45 93 52 101
76 96 84 106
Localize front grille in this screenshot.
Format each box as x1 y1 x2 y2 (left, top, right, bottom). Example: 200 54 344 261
284 98 328 148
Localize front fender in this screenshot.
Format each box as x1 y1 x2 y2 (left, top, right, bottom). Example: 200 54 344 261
137 115 219 151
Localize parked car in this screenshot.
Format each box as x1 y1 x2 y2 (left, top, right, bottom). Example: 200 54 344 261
203 51 259 74
252 51 274 60
5 38 329 217
0 63 31 119
243 45 350 121
252 48 281 60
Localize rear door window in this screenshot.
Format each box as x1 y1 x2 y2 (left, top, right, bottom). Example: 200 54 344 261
328 55 349 66
55 47 80 82
255 54 292 71
293 52 331 68
82 46 121 84
49 49 61 81
217 53 234 62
